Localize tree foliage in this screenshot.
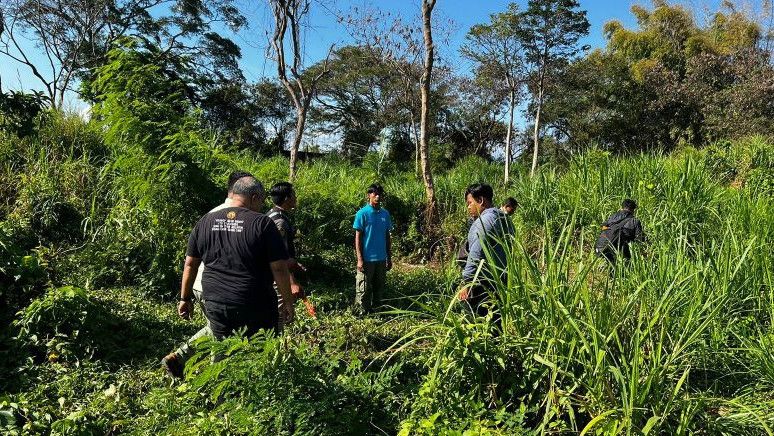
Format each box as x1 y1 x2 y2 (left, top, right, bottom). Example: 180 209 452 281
518 0 589 176
0 0 246 108
544 1 773 153
308 45 399 162
461 2 525 183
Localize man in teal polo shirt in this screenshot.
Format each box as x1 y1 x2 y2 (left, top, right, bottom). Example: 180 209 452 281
353 183 393 314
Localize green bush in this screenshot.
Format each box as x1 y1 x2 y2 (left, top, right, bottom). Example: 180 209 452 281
138 333 407 435
14 286 196 364
0 223 48 314
703 136 774 197
0 90 46 138
15 286 102 363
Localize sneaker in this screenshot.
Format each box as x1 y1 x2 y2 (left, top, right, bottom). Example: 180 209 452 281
161 352 184 379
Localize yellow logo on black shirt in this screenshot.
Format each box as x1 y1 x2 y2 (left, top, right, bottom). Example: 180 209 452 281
227 211 237 220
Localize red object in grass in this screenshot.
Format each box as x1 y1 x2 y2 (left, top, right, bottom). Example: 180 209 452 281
302 296 317 318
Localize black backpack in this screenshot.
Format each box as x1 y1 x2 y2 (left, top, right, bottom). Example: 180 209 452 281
595 212 633 254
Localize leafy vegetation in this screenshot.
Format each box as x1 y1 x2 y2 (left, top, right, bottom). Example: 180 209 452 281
1 0 772 434
0 104 771 433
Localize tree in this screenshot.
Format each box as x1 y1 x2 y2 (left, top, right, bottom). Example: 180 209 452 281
88 39 192 154
602 1 771 147
0 0 245 109
307 45 400 162
339 5 452 176
250 79 295 155
462 3 525 184
518 0 589 176
540 50 647 153
542 1 772 152
267 0 331 181
436 77 507 163
419 0 438 225
199 83 268 152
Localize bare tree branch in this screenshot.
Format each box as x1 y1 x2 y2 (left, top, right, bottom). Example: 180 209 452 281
268 0 332 181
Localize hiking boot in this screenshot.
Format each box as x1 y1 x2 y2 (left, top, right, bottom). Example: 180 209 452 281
161 352 184 379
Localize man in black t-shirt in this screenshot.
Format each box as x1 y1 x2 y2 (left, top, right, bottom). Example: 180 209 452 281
162 171 254 377
178 176 295 339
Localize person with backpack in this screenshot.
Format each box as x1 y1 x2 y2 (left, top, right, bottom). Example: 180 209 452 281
595 199 645 263
500 197 518 216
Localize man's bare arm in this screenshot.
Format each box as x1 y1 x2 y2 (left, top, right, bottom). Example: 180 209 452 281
355 230 364 272
271 259 294 313
386 231 392 270
179 256 202 319
181 256 202 299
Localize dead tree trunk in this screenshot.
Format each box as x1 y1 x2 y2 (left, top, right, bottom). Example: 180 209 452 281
420 0 438 226
269 0 330 181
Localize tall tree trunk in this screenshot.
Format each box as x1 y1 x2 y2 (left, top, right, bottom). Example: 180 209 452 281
289 101 307 181
505 88 515 185
420 0 437 224
269 0 331 183
530 72 545 178
411 113 419 177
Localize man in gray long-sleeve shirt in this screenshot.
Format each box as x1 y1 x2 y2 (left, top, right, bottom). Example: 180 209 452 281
458 183 514 318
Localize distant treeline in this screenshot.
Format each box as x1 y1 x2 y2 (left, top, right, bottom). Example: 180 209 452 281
1 1 771 166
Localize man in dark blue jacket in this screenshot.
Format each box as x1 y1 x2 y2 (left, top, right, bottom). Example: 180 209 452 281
595 199 645 263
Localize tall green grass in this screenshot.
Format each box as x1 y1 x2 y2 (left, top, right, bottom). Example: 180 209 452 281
396 147 774 434
2 109 772 433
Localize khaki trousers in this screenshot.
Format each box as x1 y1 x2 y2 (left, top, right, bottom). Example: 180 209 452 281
355 260 387 314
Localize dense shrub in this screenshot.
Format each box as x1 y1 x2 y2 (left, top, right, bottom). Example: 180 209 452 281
137 333 406 435
703 136 774 197
0 90 46 138
2 130 773 434
0 223 48 314
14 286 196 364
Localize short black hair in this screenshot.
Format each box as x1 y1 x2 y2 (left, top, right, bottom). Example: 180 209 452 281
502 197 518 208
622 199 638 211
270 182 294 206
465 183 493 203
228 171 254 192
367 184 385 195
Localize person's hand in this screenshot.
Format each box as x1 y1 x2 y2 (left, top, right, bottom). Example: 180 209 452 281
357 259 364 272
386 258 392 271
458 287 470 301
178 300 194 319
281 302 295 325
290 283 304 301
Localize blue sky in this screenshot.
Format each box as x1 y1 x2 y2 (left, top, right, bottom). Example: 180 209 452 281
235 0 646 83
0 0 739 110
